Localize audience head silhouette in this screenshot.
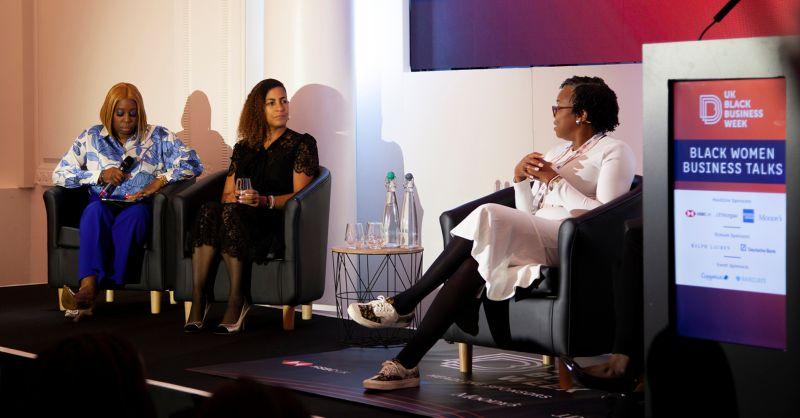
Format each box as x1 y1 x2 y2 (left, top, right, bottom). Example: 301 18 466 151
34 332 156 418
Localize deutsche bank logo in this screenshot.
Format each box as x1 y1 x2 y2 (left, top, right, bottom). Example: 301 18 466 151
699 94 722 125
743 209 754 223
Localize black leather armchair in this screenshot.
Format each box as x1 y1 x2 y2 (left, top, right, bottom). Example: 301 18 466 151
171 167 331 330
441 176 642 372
44 179 195 314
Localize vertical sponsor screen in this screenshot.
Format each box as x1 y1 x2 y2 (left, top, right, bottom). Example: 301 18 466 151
672 78 787 349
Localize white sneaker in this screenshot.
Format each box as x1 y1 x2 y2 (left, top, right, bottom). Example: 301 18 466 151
363 359 420 390
347 296 414 329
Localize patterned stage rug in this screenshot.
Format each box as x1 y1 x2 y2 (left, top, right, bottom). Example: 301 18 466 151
190 342 618 417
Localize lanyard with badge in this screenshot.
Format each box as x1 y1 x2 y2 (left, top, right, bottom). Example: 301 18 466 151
530 133 606 212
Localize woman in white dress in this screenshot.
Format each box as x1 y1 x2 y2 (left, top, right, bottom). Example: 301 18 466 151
348 76 636 390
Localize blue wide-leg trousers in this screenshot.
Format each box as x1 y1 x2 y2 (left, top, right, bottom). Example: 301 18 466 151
78 196 152 286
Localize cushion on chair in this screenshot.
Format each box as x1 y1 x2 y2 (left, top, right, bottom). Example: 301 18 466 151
57 226 80 248
57 226 151 250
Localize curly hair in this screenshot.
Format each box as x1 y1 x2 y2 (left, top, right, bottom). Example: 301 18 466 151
560 76 620 134
237 78 286 149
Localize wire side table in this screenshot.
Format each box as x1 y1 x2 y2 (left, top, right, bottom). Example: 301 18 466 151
332 246 424 347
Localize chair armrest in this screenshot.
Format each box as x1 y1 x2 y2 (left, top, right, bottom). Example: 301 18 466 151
151 178 195 252
553 181 643 355
283 166 331 301
170 171 228 256
283 167 332 262
43 186 89 249
439 187 516 247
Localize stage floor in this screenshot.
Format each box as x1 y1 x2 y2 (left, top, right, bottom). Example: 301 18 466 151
0 284 642 417
0 284 414 417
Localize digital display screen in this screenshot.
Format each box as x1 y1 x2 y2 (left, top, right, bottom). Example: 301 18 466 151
671 78 787 349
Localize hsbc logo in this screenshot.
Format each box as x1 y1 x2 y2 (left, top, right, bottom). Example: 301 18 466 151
685 210 696 217
699 94 722 125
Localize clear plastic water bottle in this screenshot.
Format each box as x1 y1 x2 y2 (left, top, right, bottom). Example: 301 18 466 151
400 173 420 248
382 171 400 248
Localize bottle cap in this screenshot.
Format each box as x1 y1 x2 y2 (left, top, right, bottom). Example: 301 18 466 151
386 171 395 181
405 173 413 181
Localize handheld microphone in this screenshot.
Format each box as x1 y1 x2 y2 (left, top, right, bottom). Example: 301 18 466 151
99 156 136 198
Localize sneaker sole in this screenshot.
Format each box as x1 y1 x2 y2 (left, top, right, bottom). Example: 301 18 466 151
363 377 420 390
347 304 410 329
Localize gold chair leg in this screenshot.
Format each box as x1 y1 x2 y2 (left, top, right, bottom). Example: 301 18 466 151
542 355 553 366
150 291 161 314
282 305 295 330
58 288 65 311
458 343 473 375
184 301 192 323
301 304 312 320
105 290 114 303
169 291 177 305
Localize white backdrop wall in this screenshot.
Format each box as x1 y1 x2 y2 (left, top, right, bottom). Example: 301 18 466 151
262 0 356 309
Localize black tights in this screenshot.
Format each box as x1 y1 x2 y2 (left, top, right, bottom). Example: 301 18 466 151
189 245 246 323
391 237 485 369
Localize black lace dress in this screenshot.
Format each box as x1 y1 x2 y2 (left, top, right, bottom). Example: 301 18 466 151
191 129 319 263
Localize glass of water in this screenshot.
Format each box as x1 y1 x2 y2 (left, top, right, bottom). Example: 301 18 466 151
367 222 384 249
235 178 252 203
355 222 365 248
345 223 357 249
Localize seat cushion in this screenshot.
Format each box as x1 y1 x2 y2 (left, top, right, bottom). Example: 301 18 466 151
57 226 81 248
58 226 151 249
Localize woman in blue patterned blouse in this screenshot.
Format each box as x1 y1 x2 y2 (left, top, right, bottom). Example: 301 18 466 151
53 82 203 319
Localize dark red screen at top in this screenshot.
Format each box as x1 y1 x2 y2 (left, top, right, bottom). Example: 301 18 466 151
410 0 799 70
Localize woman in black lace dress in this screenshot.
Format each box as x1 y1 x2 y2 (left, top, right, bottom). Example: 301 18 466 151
184 78 319 334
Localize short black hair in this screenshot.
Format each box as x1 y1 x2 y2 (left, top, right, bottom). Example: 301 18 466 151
560 76 620 134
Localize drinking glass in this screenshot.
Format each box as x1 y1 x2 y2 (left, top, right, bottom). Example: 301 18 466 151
345 223 357 249
235 178 252 203
355 222 366 248
367 222 384 249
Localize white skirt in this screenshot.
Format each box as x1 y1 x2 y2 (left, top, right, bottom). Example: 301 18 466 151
450 203 562 301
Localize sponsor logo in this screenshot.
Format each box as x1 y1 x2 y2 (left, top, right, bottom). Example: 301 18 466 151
738 245 777 254
428 374 555 398
685 209 696 217
441 353 542 373
699 94 723 125
758 213 783 222
743 209 754 223
281 360 350 374
698 90 767 128
282 360 313 367
452 392 522 408
700 273 728 281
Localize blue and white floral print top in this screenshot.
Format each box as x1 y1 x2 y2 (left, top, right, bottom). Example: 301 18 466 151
52 124 203 198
